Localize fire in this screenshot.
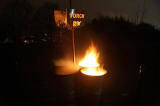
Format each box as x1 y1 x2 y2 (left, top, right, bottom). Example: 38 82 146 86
79 43 107 76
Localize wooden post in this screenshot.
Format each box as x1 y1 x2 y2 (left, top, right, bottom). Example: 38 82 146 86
72 28 76 64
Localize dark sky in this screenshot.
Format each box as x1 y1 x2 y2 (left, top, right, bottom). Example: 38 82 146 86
1 0 159 27
30 0 160 27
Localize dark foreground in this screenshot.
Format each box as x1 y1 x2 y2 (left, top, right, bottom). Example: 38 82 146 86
0 42 160 106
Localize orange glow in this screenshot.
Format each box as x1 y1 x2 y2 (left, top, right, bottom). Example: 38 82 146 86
54 10 67 27
79 43 107 76
54 59 79 75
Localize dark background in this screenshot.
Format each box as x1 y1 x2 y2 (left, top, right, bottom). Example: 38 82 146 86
0 0 160 106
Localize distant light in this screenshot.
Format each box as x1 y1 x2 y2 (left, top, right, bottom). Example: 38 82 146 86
71 9 75 14
24 40 28 43
44 33 47 36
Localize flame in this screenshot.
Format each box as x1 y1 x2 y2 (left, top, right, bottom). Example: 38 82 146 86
79 44 99 67
79 43 107 76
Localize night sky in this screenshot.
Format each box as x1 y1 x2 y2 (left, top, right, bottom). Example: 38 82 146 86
30 0 160 28
0 0 160 27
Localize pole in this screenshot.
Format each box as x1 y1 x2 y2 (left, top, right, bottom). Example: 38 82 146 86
69 0 75 64
70 0 72 9
141 0 146 22
66 0 68 9
72 28 76 64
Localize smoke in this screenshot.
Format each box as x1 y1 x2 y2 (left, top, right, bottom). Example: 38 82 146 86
53 59 80 75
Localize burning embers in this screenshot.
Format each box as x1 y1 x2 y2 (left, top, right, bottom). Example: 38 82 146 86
79 43 107 76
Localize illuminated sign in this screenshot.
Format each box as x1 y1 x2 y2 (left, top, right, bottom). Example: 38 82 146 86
73 21 82 27
69 9 85 28
70 13 85 19
54 9 85 28
54 10 67 27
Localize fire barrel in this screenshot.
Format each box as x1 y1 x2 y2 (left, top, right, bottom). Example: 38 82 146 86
54 66 76 106
75 71 105 106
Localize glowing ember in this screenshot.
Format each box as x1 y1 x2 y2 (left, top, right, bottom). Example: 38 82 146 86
79 43 107 76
